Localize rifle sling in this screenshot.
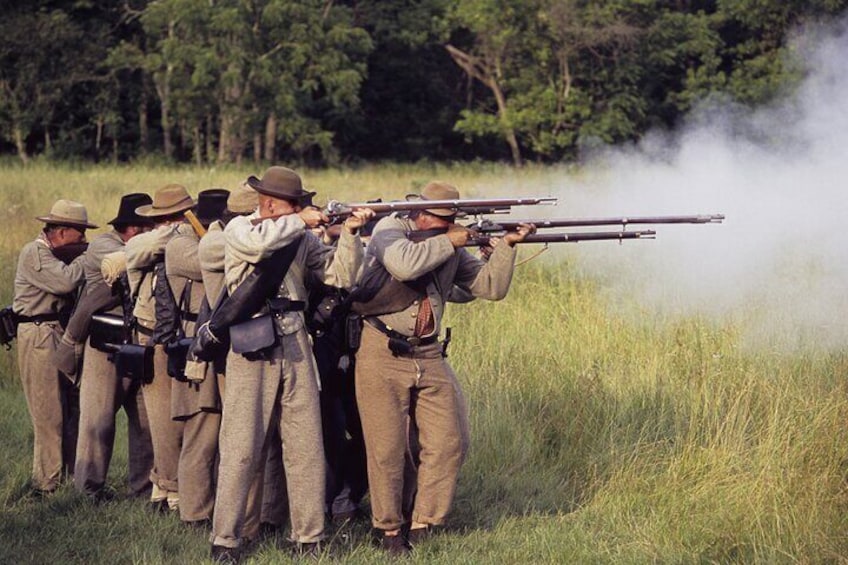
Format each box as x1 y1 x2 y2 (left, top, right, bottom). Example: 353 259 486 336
207 237 302 334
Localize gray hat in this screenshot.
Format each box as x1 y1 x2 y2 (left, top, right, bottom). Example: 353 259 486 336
407 181 462 217
246 167 316 202
36 199 99 229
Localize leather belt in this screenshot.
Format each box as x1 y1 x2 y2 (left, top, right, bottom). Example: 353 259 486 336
268 297 306 313
15 313 60 324
365 317 438 346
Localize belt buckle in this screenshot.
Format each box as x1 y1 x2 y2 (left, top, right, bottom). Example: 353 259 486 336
406 336 421 346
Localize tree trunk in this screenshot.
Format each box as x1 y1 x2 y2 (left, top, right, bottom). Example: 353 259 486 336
139 87 149 156
253 132 262 165
205 114 215 163
490 82 522 167
445 44 523 166
193 125 202 166
264 113 277 162
95 116 104 157
13 124 29 164
218 113 231 164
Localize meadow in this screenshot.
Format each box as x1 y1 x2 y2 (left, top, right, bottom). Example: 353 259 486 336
1 161 847 564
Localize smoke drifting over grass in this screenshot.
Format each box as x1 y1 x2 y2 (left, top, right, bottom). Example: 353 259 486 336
546 18 848 351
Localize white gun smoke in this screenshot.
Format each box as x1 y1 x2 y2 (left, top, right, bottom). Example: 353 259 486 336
510 18 848 351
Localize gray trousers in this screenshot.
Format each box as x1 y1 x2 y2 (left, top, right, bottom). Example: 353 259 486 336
211 329 325 548
74 340 153 497
355 323 470 531
17 321 78 491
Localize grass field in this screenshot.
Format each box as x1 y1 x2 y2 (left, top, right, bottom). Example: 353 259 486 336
1 162 847 563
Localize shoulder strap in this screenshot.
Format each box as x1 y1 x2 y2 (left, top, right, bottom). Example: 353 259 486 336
152 261 179 344
207 238 302 335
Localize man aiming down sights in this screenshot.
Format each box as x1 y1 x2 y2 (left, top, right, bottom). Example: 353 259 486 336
349 181 535 554
208 166 373 562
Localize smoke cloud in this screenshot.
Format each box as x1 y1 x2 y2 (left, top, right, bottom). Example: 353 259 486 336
523 18 848 351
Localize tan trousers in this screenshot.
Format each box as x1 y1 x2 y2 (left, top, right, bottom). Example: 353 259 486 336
139 337 184 498
74 341 153 497
17 322 78 491
178 409 221 521
211 329 325 548
355 323 470 531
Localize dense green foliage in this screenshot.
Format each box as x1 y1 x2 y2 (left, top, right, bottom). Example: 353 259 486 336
1 1 845 165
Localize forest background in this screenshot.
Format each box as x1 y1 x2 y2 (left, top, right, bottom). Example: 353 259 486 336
3 0 848 168
4 1 848 563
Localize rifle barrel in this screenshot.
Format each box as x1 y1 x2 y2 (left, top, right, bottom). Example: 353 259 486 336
326 196 557 218
474 214 724 231
469 230 656 246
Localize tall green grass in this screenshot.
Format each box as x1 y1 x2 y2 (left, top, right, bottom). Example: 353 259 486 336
1 163 846 563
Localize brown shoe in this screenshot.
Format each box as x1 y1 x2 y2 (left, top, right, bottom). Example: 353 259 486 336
407 525 432 546
380 533 410 556
210 544 241 564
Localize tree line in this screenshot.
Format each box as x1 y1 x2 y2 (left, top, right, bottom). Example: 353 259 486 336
1 0 845 167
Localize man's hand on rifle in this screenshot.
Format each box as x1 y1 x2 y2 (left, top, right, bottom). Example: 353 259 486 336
299 207 329 229
503 223 537 247
343 208 376 234
446 225 472 248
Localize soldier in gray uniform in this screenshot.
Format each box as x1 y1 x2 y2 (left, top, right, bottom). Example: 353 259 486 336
126 184 196 511
351 181 534 554
208 166 372 562
164 188 228 526
73 193 156 500
192 181 288 542
13 199 96 493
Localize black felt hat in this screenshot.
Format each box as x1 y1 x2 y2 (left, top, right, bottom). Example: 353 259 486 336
194 188 230 225
108 193 154 226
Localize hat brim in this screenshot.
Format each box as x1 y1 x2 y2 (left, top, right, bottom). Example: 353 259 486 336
108 218 154 226
247 175 317 202
405 193 463 218
36 215 99 229
135 200 195 218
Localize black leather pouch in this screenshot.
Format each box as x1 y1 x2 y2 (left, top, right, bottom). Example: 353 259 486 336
387 336 414 357
0 306 17 347
346 314 363 352
230 314 277 355
112 344 153 382
166 337 194 381
90 313 128 352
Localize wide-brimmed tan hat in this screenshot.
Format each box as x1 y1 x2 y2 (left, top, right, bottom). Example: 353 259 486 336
135 184 195 217
227 181 259 215
246 166 316 202
407 181 462 217
36 199 99 229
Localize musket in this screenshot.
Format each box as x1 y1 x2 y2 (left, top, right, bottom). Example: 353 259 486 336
408 229 657 245
469 214 724 232
250 198 548 226
325 196 557 220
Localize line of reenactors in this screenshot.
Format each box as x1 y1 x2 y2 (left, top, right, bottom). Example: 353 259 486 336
2 166 535 561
